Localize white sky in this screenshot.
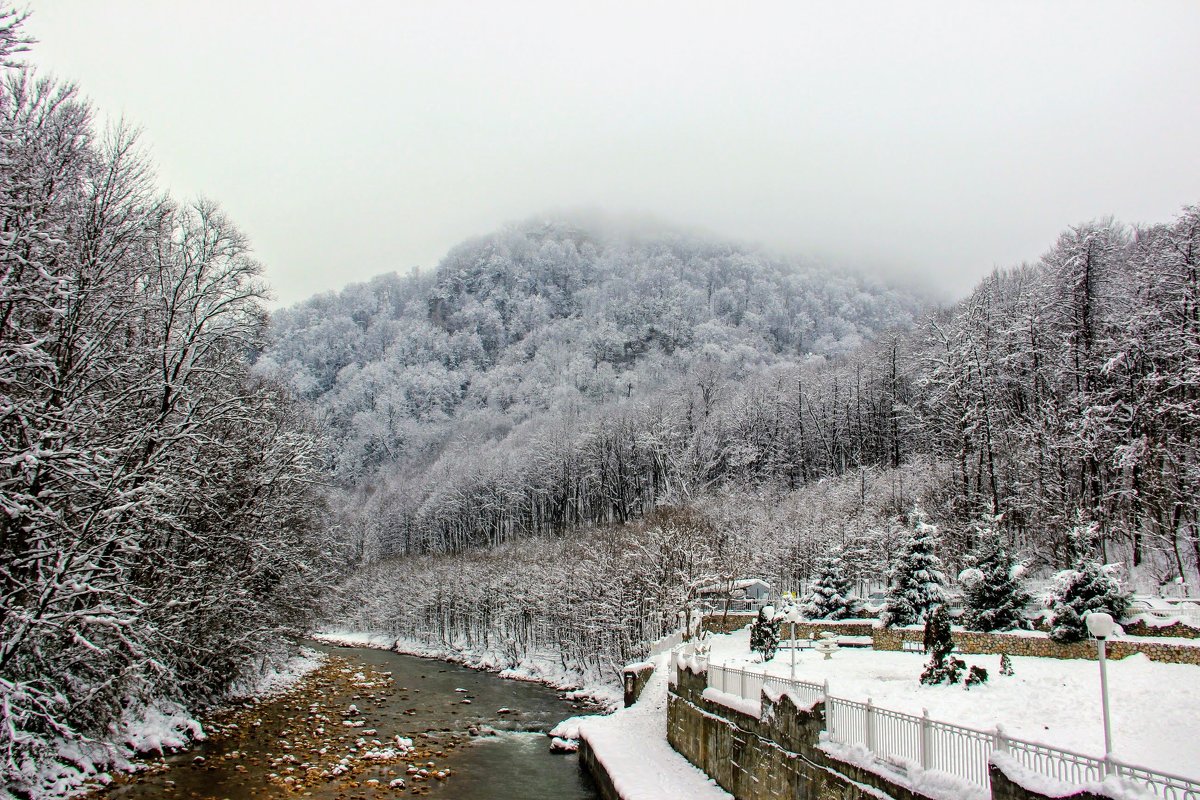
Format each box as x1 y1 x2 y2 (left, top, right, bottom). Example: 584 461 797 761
24 1 1200 306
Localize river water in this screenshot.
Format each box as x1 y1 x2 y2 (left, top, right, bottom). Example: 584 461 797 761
96 644 600 800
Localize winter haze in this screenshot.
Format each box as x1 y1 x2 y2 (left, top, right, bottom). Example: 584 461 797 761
25 0 1200 305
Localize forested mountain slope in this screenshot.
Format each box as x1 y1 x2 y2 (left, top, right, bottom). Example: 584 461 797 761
321 205 1200 688
258 222 922 554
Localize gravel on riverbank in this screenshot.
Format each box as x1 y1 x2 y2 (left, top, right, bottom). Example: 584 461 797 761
88 654 464 798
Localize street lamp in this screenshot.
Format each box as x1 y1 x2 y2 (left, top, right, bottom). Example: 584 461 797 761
782 601 802 679
1085 611 1115 771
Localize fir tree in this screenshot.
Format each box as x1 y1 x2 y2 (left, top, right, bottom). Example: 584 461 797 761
1048 561 1131 643
883 511 947 627
919 605 966 684
801 552 863 620
959 525 1032 632
749 605 781 661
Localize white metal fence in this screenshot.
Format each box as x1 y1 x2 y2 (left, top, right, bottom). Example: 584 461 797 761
648 628 685 656
699 659 1200 800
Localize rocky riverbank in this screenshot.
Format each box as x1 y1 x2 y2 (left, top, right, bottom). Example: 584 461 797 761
90 654 466 799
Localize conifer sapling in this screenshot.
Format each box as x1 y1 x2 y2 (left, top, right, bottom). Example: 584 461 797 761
1048 561 1130 643
750 605 781 661
884 510 948 627
959 522 1032 632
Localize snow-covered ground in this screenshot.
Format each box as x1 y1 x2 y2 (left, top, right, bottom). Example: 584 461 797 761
226 645 328 700
707 629 1200 780
552 652 732 800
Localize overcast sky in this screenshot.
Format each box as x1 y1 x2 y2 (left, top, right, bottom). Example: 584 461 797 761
25 1 1200 306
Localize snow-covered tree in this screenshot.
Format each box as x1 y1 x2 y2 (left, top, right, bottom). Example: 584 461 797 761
801 551 863 620
749 606 781 661
959 523 1031 632
883 511 948 627
1048 561 1131 643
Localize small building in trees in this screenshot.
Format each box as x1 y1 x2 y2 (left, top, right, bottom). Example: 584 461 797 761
696 578 773 611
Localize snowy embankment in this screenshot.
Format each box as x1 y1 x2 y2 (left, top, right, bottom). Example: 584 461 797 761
12 648 328 800
708 629 1200 781
121 646 328 754
552 652 732 800
312 630 623 708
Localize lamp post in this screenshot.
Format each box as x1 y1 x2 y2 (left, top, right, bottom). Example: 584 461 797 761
1085 611 1115 771
781 596 801 679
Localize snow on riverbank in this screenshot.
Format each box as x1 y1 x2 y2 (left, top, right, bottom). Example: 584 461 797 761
552 652 732 800
313 629 623 709
2 647 329 800
708 628 1200 780
227 645 328 700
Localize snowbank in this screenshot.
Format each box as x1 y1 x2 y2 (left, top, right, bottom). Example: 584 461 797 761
991 752 1157 800
819 737 989 800
558 652 732 800
312 629 623 709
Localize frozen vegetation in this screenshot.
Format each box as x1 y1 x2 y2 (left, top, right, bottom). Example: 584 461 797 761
0 11 335 797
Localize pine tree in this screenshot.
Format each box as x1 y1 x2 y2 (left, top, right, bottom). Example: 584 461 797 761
883 511 947 627
1048 561 1131 643
801 552 863 620
960 526 1032 632
749 605 781 661
920 605 966 684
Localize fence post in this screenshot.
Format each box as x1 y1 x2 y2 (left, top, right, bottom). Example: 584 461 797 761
994 723 1008 754
740 667 746 699
824 681 835 740
920 708 931 770
866 698 875 752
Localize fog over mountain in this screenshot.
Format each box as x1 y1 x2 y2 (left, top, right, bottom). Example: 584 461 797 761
260 217 922 485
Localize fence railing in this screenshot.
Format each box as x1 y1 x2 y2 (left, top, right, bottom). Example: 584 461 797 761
648 629 685 657
697 657 1200 800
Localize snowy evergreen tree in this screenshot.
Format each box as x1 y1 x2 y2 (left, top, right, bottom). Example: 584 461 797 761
1048 561 1131 643
801 551 863 620
959 524 1032 632
919 605 965 684
749 606 781 661
883 511 947 627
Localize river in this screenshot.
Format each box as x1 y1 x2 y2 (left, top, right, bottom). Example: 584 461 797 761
94 643 601 800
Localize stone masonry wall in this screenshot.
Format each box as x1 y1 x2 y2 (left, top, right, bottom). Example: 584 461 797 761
701 613 1200 664
871 626 1200 665
668 665 931 800
668 663 1130 800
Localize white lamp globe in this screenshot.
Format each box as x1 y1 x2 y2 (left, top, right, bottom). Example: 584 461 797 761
1085 611 1115 639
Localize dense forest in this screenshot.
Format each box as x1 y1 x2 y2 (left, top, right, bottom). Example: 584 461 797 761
305 204 1200 686
259 222 922 556
0 11 332 796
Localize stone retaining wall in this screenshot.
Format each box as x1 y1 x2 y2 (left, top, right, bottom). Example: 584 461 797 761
669 666 930 800
701 613 1200 664
668 663 1099 800
578 738 621 800
701 612 757 635
872 626 1200 665
1122 618 1200 639
621 662 655 707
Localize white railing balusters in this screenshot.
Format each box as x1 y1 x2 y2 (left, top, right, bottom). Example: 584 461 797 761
688 652 1200 800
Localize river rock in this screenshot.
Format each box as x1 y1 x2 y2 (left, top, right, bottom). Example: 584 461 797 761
549 737 579 754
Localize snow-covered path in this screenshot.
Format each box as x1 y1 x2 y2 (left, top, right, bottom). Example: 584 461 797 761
555 653 731 800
